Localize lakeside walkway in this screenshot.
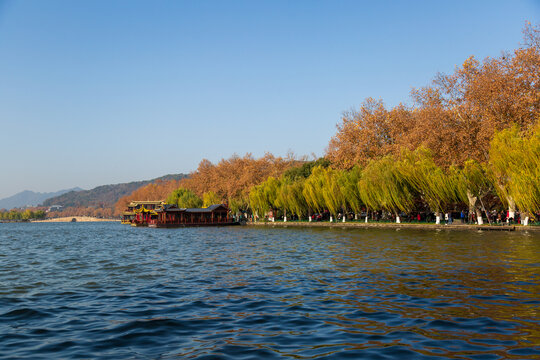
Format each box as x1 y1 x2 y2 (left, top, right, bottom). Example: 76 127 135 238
248 221 540 232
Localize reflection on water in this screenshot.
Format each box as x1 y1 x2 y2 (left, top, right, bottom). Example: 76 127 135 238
0 223 539 359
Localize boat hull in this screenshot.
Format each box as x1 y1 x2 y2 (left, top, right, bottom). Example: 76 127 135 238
149 221 240 228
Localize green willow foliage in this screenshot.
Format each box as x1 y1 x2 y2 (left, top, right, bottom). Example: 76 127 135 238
0 209 46 221
358 156 415 215
337 166 363 214
279 178 308 218
166 187 203 208
302 166 327 213
249 177 281 216
489 124 540 215
320 167 346 217
398 148 462 214
460 160 493 206
246 123 539 222
202 191 221 208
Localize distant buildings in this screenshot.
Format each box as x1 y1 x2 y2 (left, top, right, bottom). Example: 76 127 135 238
47 205 63 212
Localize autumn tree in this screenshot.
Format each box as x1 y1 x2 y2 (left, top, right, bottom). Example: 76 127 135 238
181 153 299 213
327 24 540 170
327 98 398 169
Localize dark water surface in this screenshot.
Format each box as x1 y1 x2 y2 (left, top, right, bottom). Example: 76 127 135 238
1 223 539 359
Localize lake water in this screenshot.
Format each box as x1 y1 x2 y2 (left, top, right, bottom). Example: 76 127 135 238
1 223 539 359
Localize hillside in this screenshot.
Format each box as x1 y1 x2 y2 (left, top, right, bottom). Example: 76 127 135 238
42 174 188 208
0 188 82 210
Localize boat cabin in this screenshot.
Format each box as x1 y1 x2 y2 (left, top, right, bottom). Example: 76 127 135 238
150 204 235 227
122 200 166 225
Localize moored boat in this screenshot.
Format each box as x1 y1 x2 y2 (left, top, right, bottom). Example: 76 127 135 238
121 201 166 225
123 201 238 227
148 204 239 227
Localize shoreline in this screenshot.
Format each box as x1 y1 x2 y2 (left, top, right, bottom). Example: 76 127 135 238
247 221 540 232
31 217 120 223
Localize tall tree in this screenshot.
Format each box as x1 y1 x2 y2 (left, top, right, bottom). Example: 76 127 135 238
302 166 327 215
489 123 540 224
358 156 415 222
337 165 363 218
398 148 462 223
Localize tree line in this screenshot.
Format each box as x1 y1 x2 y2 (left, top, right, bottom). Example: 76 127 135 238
0 209 46 221
250 124 539 224
116 153 300 213
116 23 539 223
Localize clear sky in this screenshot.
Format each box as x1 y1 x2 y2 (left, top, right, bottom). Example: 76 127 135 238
0 0 538 198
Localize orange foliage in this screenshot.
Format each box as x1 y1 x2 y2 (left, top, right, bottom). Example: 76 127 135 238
180 153 299 206
326 29 540 169
114 153 299 213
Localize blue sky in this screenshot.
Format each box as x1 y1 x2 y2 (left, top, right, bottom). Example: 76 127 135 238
0 0 538 199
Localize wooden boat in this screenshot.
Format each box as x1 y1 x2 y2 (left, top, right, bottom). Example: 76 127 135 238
148 204 239 228
123 201 238 228
122 201 166 225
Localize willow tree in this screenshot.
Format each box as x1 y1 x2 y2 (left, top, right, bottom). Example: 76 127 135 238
303 166 327 220
167 187 203 208
459 160 493 224
249 176 281 221
489 124 540 224
337 165 363 220
399 148 462 224
358 156 415 223
319 167 347 222
229 197 249 217
277 178 308 221
202 191 221 207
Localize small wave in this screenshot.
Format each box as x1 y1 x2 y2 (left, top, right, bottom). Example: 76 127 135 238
1 308 52 321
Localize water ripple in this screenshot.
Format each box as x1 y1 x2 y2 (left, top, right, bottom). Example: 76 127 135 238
0 223 539 359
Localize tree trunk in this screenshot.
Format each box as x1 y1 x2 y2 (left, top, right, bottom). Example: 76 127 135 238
284 209 287 222
435 212 441 224
396 214 401 223
466 190 484 224
475 208 484 225
330 215 333 222
508 196 516 222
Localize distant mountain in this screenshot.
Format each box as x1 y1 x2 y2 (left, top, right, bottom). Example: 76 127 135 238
42 174 188 209
0 188 82 210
